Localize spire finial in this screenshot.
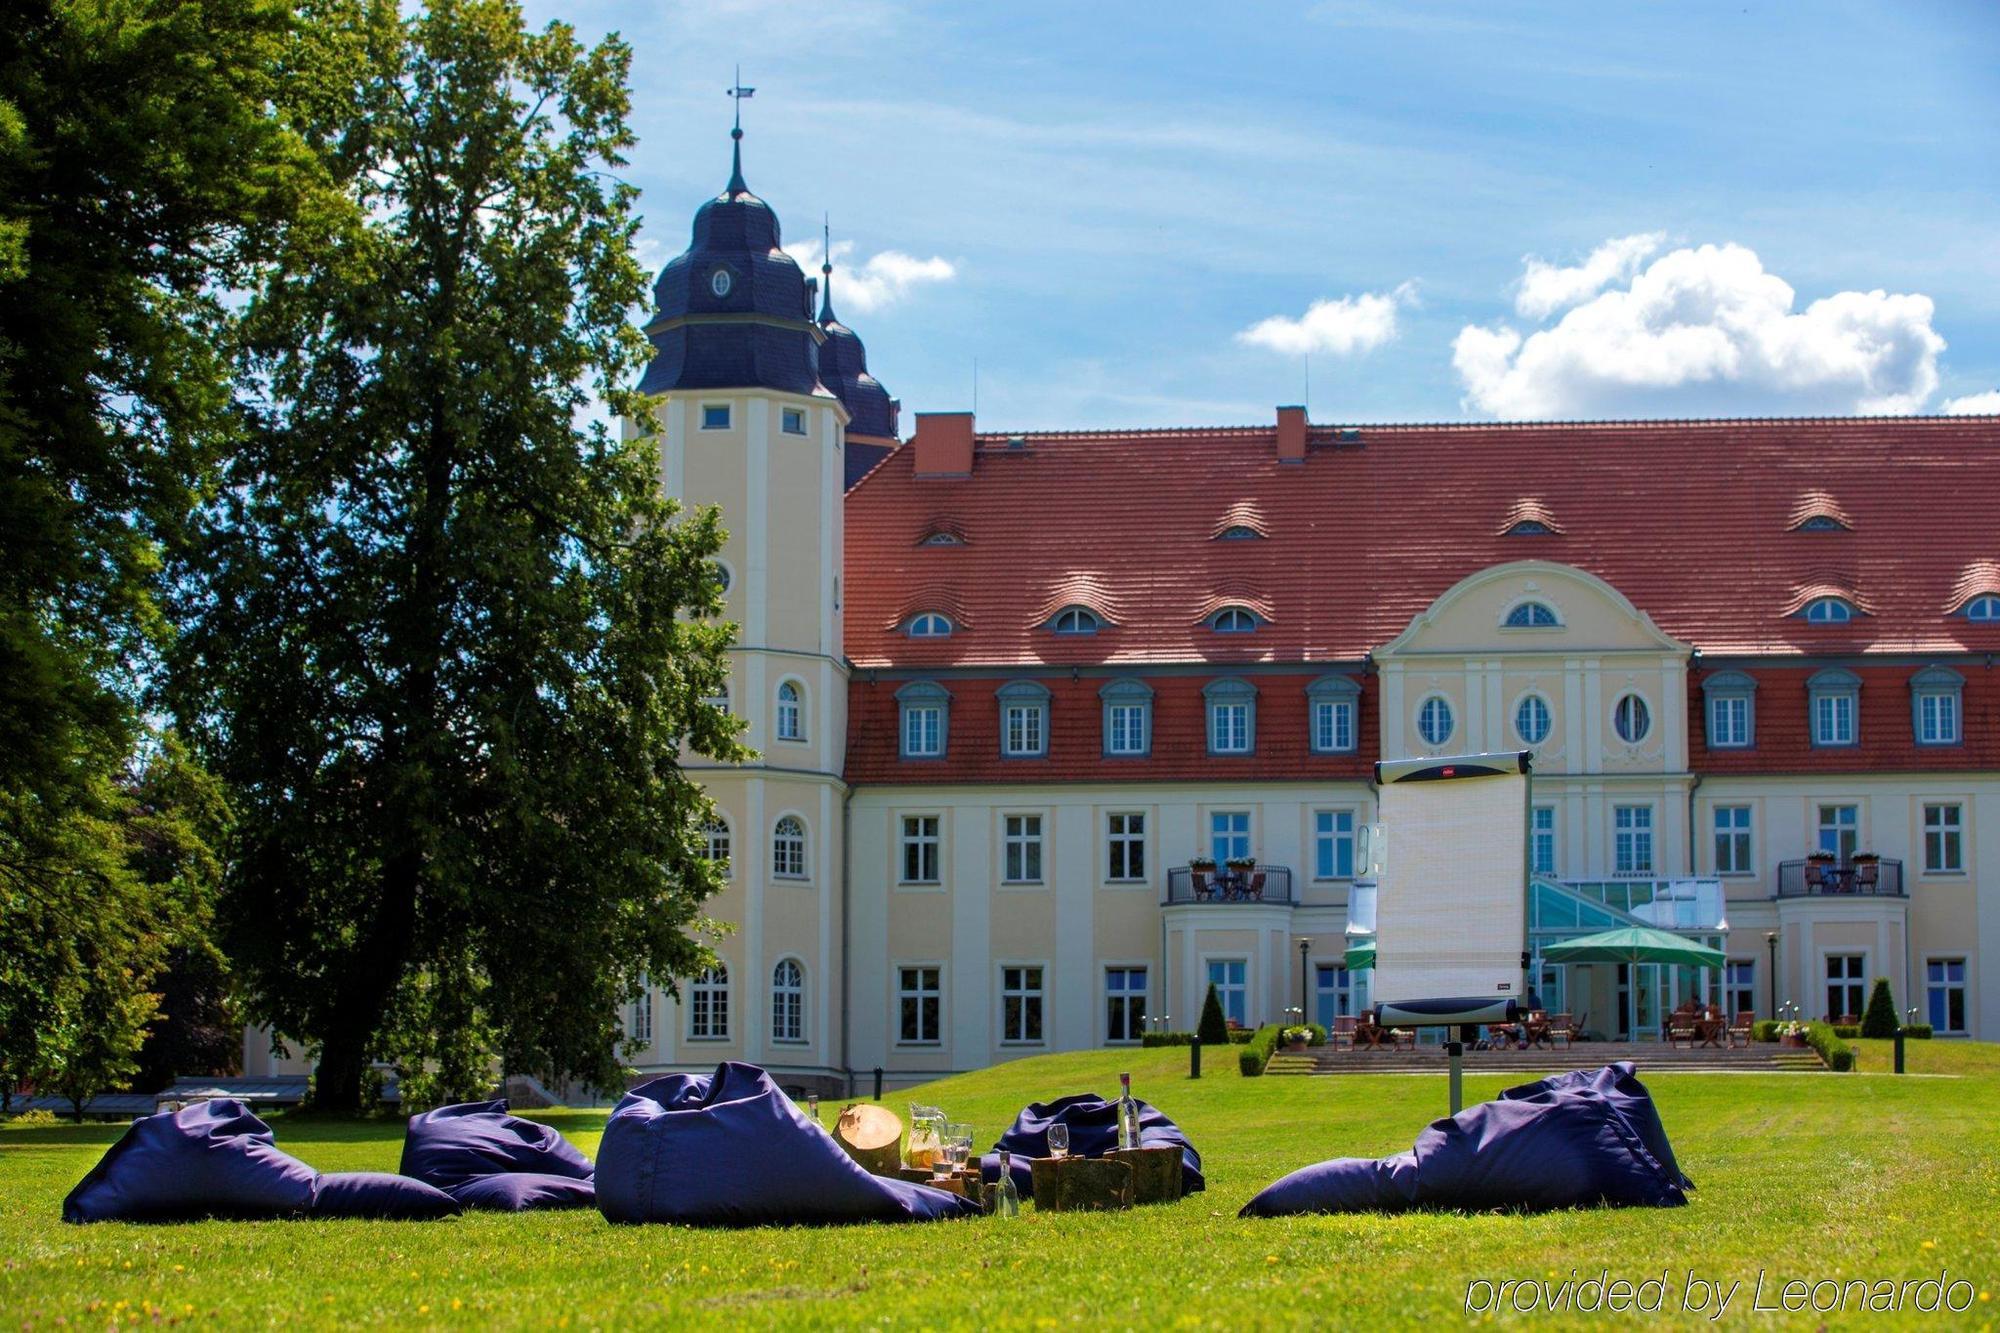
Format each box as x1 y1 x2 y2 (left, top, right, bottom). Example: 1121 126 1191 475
818 214 836 323
725 67 754 194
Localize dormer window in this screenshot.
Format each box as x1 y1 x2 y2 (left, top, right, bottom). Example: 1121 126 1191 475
1217 525 1262 541
906 613 953 638
1506 520 1554 536
1049 606 1102 636
1911 666 1964 746
1796 514 1845 532
920 530 963 547
1209 606 1259 634
1503 600 1560 629
1965 595 2000 623
1808 667 1861 747
1803 597 1855 624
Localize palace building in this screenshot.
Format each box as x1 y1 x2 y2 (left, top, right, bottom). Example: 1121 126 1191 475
615 129 1998 1092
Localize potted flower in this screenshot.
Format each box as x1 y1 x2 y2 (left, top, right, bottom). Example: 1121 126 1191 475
1188 855 1217 871
1851 850 1880 864
1282 1025 1313 1052
1225 855 1257 872
1778 1020 1810 1048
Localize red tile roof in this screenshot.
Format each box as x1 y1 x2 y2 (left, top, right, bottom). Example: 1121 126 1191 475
844 416 2000 669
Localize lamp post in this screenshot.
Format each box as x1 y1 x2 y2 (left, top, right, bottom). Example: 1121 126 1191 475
1765 931 1778 1021
1298 937 1312 1028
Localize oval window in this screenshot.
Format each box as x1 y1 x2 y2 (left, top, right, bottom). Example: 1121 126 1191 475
1515 695 1551 745
1417 696 1454 747
1613 694 1651 743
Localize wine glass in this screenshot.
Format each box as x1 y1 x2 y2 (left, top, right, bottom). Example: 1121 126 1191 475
1047 1124 1070 1160
946 1123 972 1175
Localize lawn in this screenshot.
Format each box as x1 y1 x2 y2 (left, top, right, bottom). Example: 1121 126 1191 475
4 1041 1998 1329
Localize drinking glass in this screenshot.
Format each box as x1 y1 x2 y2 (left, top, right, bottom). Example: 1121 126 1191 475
1047 1124 1070 1159
946 1122 972 1174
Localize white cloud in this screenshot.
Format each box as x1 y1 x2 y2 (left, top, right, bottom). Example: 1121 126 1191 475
1942 390 2000 414
783 238 956 315
1514 232 1664 319
1236 282 1415 357
1453 242 1947 419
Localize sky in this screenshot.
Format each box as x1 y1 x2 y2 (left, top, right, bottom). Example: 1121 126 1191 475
523 0 2000 429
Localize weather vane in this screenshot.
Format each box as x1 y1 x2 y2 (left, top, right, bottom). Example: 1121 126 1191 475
728 66 755 133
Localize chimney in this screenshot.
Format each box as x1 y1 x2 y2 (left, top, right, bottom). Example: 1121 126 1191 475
912 411 975 478
1276 405 1307 464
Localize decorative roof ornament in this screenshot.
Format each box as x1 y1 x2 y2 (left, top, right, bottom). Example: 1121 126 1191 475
726 68 754 196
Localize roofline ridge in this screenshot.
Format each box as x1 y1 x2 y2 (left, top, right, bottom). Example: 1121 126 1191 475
958 412 2000 441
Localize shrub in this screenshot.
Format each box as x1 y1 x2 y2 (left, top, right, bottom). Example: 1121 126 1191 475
1903 1023 1933 1040
1806 1021 1855 1071
5 1109 60 1127
1226 1029 1255 1045
1237 1046 1265 1076
1139 1031 1197 1047
1752 1020 1780 1042
1831 1024 1861 1039
1238 1024 1282 1076
1197 985 1229 1046
1860 978 1899 1039
1306 1023 1328 1047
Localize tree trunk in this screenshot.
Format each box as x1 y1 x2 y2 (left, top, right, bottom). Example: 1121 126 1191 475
310 845 421 1111
833 1102 903 1176
1111 1145 1184 1204
1029 1156 1133 1212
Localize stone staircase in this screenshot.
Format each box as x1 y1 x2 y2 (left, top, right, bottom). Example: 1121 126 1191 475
1263 1040 1824 1076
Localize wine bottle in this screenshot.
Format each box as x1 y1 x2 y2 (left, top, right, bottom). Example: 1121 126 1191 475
1117 1072 1140 1150
993 1150 1021 1218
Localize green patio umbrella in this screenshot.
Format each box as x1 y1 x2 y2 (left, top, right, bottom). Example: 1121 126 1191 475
1342 942 1376 971
1540 926 1725 970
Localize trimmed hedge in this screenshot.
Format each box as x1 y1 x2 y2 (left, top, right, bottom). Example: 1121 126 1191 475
1226 1029 1255 1045
1831 1024 1861 1039
1905 1023 1934 1039
1806 1020 1855 1071
1238 1023 1282 1076
1139 1031 1197 1047
1753 1019 1781 1043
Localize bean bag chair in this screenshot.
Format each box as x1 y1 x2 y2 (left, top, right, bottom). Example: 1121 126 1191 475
976 1092 1204 1199
1497 1062 1692 1190
596 1061 975 1226
1240 1063 1686 1216
64 1099 458 1223
400 1100 596 1211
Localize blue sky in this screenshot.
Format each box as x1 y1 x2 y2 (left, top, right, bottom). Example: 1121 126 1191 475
526 0 2000 428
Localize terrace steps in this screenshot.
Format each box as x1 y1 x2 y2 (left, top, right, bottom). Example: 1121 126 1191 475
1263 1040 1824 1076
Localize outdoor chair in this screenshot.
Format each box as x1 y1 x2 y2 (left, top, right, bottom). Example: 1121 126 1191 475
1191 870 1213 901
1484 1024 1516 1050
1804 861 1829 891
1855 862 1880 891
1727 1011 1753 1048
1331 1016 1358 1051
1247 871 1266 901
1547 1012 1575 1048
1667 1011 1697 1049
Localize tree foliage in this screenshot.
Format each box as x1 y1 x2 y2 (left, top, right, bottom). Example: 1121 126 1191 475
172 0 743 1108
1861 976 1899 1039
1198 984 1229 1046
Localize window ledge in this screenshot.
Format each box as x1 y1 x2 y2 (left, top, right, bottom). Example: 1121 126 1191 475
895 1041 942 1049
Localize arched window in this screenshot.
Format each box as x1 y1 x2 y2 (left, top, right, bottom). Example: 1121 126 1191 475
1613 694 1651 743
1503 600 1560 628
1515 695 1551 745
772 816 807 879
689 965 729 1040
1804 597 1854 624
920 530 963 546
1049 606 1102 635
701 818 731 873
1417 696 1454 747
776 681 804 741
1217 525 1262 541
1209 607 1258 633
1505 519 1554 536
1796 514 1845 532
1964 595 2000 623
906 612 953 637
771 959 805 1043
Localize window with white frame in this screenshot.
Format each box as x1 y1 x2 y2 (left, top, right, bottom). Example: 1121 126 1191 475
999 681 1050 758
896 681 949 758
700 403 731 430
1724 961 1756 1019
1612 693 1651 744
776 680 804 741
1927 958 1967 1033
1206 959 1248 1026
781 406 806 435
771 958 804 1043
1911 666 1963 746
1210 811 1250 864
1817 804 1858 861
1702 669 1756 749
1100 678 1153 757
1713 805 1753 874
897 966 941 1044
1048 606 1101 635
1000 965 1045 1043
689 965 729 1039
1514 694 1552 746
1808 668 1860 747
772 815 807 879
1967 594 2000 622
1209 606 1258 633
1314 809 1355 880
1003 814 1044 883
1204 677 1256 755
906 612 953 638
1531 805 1556 877
1924 803 1962 872
1104 966 1147 1042
701 818 731 874
1803 596 1855 623
629 979 653 1044
1613 805 1654 875
1313 963 1357 1025
1106 812 1146 882
901 815 940 884
1504 600 1560 628
1417 695 1454 747
1824 953 1865 1020
1307 674 1360 753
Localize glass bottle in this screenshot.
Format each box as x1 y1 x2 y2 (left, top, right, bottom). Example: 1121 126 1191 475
992 1150 1021 1218
1117 1072 1140 1150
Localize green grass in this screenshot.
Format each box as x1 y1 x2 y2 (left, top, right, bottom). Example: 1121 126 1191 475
5 1044 1999 1329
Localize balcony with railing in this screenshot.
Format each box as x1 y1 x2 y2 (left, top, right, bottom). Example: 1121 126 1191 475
1776 858 1904 898
1164 865 1295 905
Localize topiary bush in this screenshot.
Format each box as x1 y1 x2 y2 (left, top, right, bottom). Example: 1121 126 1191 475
1903 1023 1933 1039
1197 984 1229 1046
1860 977 1899 1039
1139 1031 1197 1047
1226 1029 1255 1044
1831 1024 1861 1039
1237 1046 1265 1076
1752 1019 1780 1042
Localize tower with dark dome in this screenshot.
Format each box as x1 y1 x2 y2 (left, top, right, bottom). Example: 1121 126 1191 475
813 225 903 486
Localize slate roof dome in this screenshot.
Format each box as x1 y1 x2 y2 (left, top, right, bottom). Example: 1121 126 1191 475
639 129 829 398
816 251 900 442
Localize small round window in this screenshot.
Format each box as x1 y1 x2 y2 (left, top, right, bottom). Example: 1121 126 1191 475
1613 694 1651 743
1417 696 1454 747
710 267 733 297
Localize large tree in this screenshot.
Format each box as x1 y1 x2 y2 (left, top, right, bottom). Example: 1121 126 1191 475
173 0 742 1108
0 0 314 1102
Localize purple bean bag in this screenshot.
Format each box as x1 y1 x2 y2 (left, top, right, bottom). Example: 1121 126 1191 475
63 1099 458 1223
1240 1063 1687 1216
976 1092 1204 1199
595 1061 975 1226
1498 1062 1692 1189
400 1099 596 1211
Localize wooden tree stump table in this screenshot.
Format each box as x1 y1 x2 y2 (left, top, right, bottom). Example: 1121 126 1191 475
1029 1156 1133 1212
833 1103 903 1177
1110 1145 1183 1204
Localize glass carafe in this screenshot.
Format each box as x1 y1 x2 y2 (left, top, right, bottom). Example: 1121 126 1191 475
906 1104 945 1170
